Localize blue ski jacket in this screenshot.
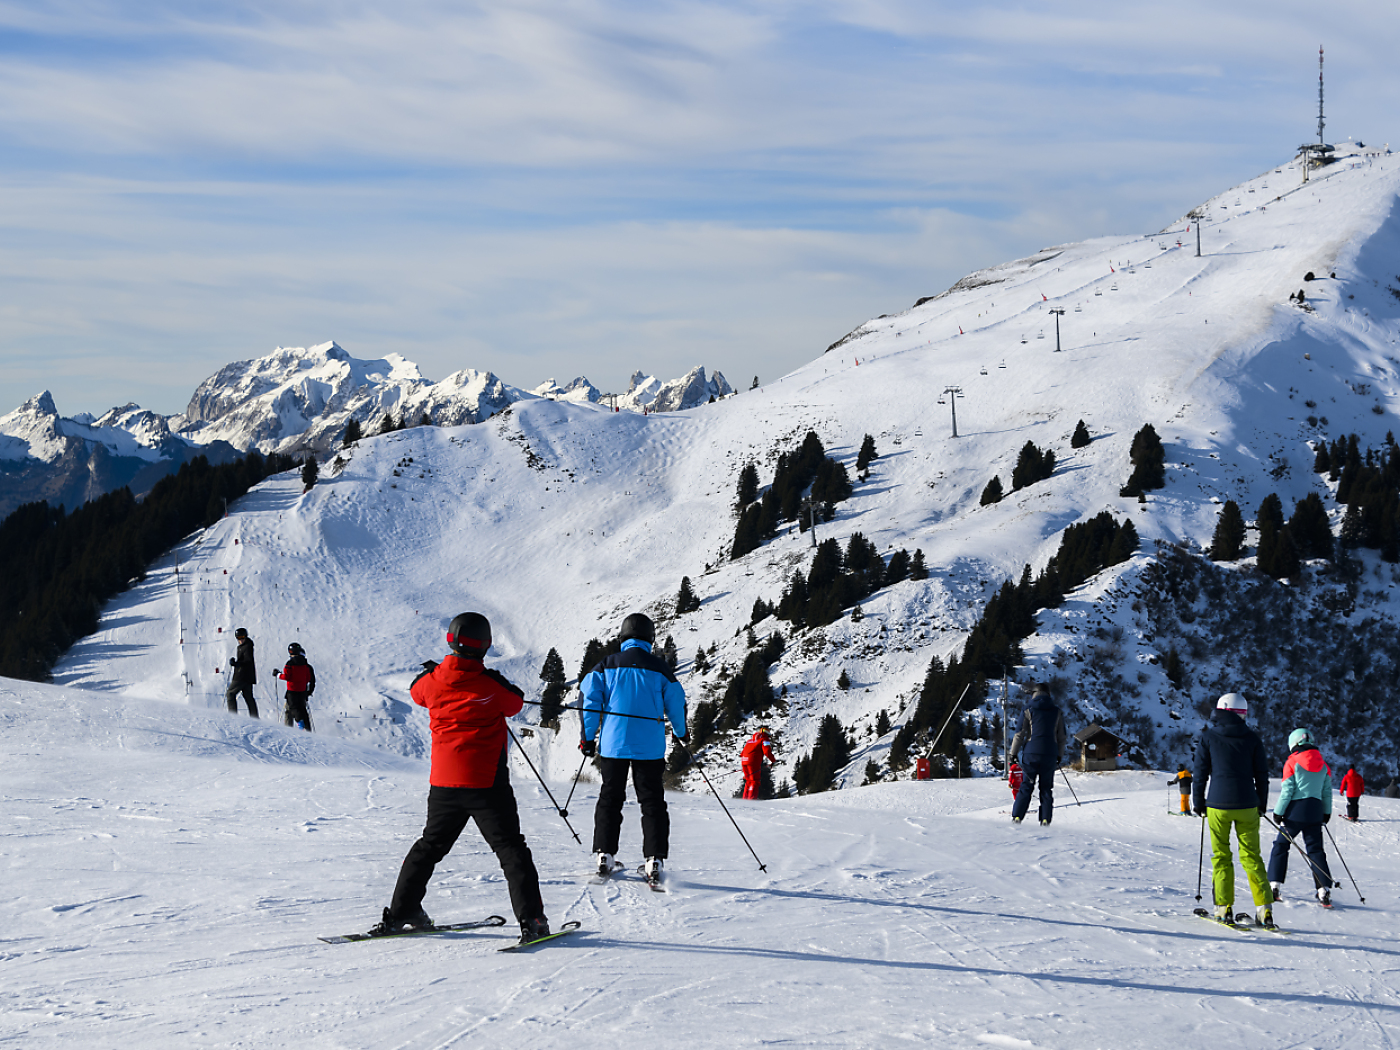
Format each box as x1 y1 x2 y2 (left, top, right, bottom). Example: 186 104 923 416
1009 689 1066 768
580 639 687 761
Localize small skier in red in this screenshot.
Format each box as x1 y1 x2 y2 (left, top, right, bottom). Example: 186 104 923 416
1008 761 1024 797
741 727 776 800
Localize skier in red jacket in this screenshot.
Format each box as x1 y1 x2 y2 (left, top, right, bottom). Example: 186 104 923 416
274 642 316 730
1008 761 1024 797
1340 766 1365 822
741 727 776 799
371 613 550 944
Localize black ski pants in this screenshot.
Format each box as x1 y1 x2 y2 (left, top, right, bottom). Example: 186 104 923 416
1011 758 1056 824
1266 819 1333 890
225 683 259 718
388 759 545 924
283 691 310 730
592 757 669 859
1346 796 1360 821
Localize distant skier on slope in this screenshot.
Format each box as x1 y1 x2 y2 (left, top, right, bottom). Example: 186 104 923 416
1267 728 1335 906
1340 766 1365 822
1193 693 1273 928
225 627 259 718
1008 684 1066 826
1172 764 1193 815
579 612 688 882
741 726 776 799
274 642 316 731
371 612 551 945
1008 760 1023 797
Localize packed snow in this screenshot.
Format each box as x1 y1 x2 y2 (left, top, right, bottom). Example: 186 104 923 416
4 676 1398 1048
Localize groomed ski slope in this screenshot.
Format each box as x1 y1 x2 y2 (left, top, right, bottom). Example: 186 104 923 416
4 679 1397 1049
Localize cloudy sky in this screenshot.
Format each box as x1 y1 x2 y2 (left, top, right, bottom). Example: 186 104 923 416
2 1 1397 418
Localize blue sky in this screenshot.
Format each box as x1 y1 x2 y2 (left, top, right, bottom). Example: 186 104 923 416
3 1 1398 417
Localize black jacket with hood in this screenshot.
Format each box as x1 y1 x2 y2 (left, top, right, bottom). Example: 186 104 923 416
1192 709 1268 812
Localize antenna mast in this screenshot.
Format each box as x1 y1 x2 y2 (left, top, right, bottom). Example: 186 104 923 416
1317 46 1325 145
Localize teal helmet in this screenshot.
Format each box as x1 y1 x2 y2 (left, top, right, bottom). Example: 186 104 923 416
1288 728 1312 750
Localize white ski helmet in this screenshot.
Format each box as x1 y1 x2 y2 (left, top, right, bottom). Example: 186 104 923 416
1288 727 1312 750
1216 692 1248 715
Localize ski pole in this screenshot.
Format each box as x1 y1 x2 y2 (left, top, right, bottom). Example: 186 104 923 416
518 697 665 723
675 740 767 872
1058 765 1082 806
1262 813 1340 891
1322 821 1366 902
1195 807 1206 904
505 724 582 845
560 753 589 819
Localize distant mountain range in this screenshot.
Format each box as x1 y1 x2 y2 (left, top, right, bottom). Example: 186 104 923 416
0 344 732 518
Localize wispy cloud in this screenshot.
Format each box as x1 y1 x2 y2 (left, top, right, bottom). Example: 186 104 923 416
1 1 1397 414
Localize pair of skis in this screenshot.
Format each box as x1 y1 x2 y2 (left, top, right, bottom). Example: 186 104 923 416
319 915 582 950
1191 907 1288 934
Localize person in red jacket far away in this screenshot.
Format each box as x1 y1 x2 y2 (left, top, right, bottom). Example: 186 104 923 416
1341 766 1365 822
370 612 550 945
1008 761 1024 797
741 727 776 799
274 642 316 730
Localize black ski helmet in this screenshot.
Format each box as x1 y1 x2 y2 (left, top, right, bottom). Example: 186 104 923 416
447 612 492 657
619 612 655 646
288 642 304 657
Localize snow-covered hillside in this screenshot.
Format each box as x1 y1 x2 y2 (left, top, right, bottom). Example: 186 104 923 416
4 675 1398 1049
49 145 1400 790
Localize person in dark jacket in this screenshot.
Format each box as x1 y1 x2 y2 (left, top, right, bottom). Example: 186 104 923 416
1267 728 1335 905
1193 692 1272 926
580 612 688 881
225 627 259 718
1008 684 1067 826
1171 764 1193 815
275 642 316 731
372 612 550 944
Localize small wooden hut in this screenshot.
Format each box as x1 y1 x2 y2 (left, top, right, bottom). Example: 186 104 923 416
1073 724 1122 772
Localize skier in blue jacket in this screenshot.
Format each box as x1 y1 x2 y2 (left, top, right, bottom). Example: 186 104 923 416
580 613 688 881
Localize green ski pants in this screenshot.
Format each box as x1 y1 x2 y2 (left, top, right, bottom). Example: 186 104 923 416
1208 806 1271 909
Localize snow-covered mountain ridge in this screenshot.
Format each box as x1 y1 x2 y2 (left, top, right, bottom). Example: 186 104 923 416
0 346 732 517
48 143 1400 792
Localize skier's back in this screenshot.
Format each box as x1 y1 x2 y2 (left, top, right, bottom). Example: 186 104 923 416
1008 685 1066 825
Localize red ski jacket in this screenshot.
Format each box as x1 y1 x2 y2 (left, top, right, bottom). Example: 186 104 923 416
410 655 524 788
277 657 315 693
1341 770 1365 798
741 733 775 767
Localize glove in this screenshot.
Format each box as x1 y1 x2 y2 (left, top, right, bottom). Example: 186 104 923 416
1193 805 1206 817
673 736 688 748
1259 806 1267 816
229 658 236 667
270 668 278 678
420 660 439 673
1323 813 1331 824
579 739 596 757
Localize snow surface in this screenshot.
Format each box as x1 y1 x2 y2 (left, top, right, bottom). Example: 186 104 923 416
4 676 1398 1049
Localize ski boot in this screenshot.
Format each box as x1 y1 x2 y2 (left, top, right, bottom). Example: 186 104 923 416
643 857 664 884
1270 881 1283 903
1040 819 1050 826
1257 906 1277 930
519 917 552 945
1012 816 1023 825
368 905 433 937
596 852 615 877
1317 886 1332 907
1213 904 1235 925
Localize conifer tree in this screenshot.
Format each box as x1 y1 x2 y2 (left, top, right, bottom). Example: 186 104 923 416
301 457 319 491
910 549 929 580
980 476 1004 506
675 575 702 614
1120 423 1166 496
538 648 567 728
342 418 363 447
856 434 878 473
875 709 891 735
1071 419 1092 449
1289 492 1334 561
661 635 679 670
1209 500 1246 561
837 669 851 690
735 461 759 509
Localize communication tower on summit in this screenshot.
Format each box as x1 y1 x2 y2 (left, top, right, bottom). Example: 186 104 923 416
1298 46 1334 184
